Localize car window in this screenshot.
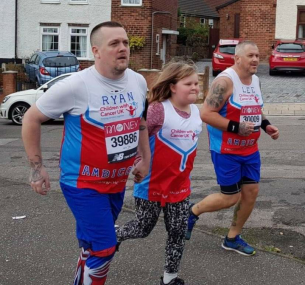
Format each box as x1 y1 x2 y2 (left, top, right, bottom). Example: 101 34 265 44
34 56 40 65
276 43 305 53
47 74 71 89
219 45 236 54
30 54 38 63
43 56 78 67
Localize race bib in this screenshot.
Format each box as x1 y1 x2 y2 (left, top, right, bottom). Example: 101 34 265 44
240 105 262 132
104 118 140 163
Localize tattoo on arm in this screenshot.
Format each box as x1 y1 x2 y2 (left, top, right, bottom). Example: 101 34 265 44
139 125 146 131
231 201 241 227
238 122 248 136
206 81 228 108
29 155 43 182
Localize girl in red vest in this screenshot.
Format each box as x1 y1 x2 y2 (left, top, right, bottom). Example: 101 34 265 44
116 61 202 285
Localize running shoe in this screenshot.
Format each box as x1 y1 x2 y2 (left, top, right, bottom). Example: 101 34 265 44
222 234 256 256
160 277 185 285
185 203 199 240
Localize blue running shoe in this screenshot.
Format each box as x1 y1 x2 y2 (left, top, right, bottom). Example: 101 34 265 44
185 203 199 240
222 235 256 256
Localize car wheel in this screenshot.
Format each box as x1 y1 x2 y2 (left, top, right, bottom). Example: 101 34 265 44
269 69 276 76
10 103 30 125
212 70 219 77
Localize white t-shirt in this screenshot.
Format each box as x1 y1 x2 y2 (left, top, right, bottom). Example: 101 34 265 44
36 66 147 119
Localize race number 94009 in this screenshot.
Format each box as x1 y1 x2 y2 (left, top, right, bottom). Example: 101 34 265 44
111 132 138 148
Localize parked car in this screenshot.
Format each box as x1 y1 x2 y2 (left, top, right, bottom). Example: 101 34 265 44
25 51 80 86
212 39 241 76
0 73 72 125
269 40 305 75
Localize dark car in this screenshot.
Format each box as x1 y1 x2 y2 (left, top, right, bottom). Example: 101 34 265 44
25 51 80 86
269 40 305 75
212 39 241 76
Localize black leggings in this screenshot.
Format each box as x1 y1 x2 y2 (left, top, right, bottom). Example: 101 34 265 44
116 197 189 273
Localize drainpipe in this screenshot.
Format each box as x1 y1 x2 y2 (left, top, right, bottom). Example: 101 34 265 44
150 11 172 69
15 0 18 62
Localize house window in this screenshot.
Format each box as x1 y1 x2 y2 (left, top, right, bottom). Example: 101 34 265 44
41 0 60 3
180 15 186 28
70 27 88 58
297 7 305 39
208 19 214 28
121 0 142 6
200 18 206 26
41 27 59 51
69 0 88 4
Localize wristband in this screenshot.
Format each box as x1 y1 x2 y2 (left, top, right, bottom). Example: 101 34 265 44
227 120 239 134
142 99 148 120
261 119 271 132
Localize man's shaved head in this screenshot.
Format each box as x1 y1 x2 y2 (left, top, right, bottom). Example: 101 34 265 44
235 40 258 56
90 21 124 47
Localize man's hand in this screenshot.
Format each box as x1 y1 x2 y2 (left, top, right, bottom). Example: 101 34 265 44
29 157 50 195
132 158 149 183
238 122 255 136
266 125 279 140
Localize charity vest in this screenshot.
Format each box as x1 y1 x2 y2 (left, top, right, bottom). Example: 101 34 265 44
207 68 264 156
59 69 145 193
134 100 202 206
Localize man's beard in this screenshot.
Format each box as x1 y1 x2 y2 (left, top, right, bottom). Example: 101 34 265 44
114 62 129 75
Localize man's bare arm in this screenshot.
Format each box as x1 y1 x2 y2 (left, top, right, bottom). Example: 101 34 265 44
201 77 233 131
132 118 151 183
22 104 52 195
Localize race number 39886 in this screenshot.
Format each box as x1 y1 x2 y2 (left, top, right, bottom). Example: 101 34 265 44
111 132 138 148
104 117 140 163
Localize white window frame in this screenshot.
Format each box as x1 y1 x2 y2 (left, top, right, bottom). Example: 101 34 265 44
69 27 89 59
121 0 142 7
41 0 60 3
69 0 88 4
200 18 206 26
41 26 60 52
208 19 214 28
180 15 186 28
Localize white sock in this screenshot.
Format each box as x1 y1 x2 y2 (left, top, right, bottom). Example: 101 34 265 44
163 272 178 284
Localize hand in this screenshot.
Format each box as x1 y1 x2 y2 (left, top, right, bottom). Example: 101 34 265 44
29 165 50 195
238 122 255 136
266 125 279 140
132 159 149 183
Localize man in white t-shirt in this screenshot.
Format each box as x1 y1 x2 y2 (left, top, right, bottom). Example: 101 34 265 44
22 21 150 285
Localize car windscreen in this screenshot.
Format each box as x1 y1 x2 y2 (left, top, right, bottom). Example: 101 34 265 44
219 45 236 54
276 43 305 53
43 56 78 67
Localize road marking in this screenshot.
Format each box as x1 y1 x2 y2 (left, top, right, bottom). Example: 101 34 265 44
0 139 19 146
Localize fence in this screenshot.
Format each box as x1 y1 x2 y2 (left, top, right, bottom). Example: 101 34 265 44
176 45 210 59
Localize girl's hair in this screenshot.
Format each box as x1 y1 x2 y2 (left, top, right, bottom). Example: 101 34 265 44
148 60 198 103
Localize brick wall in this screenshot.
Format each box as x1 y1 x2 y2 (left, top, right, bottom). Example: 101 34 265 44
218 0 276 61
2 71 17 97
111 0 153 70
111 0 178 70
79 60 94 70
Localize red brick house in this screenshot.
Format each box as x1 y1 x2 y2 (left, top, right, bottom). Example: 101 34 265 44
216 0 277 61
112 0 179 70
